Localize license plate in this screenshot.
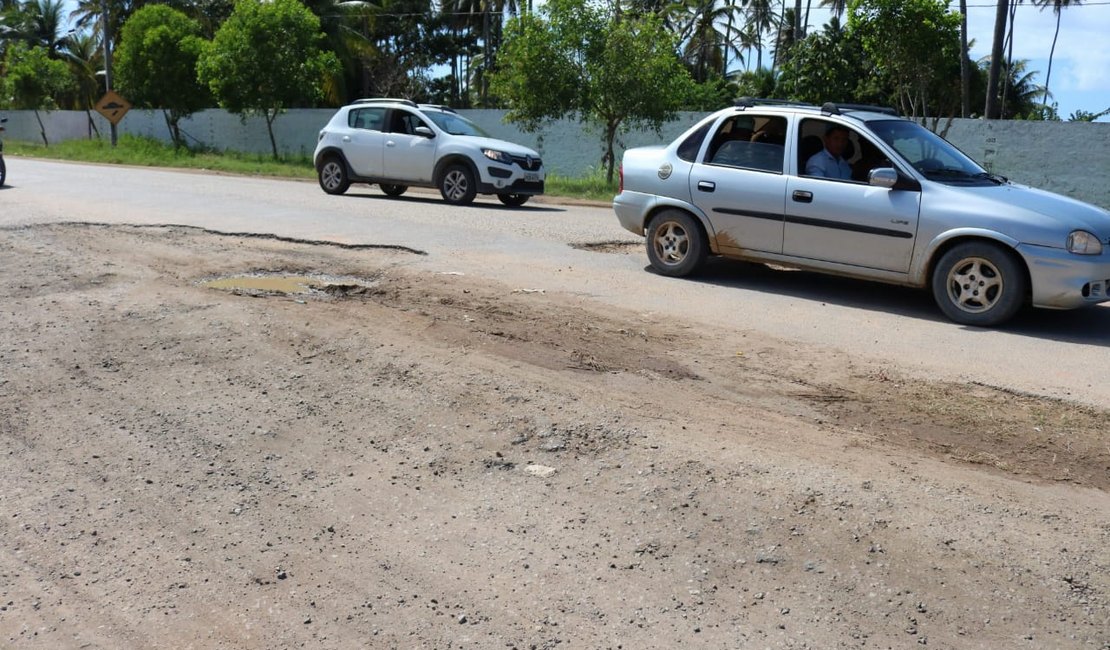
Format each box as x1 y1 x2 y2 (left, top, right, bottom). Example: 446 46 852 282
525 173 540 182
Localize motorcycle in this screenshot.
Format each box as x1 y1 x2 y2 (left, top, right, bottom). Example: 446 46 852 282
0 117 6 187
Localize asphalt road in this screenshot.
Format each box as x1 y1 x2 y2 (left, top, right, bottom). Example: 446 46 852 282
4 157 1109 406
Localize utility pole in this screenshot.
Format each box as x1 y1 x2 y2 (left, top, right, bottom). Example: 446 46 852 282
101 0 117 146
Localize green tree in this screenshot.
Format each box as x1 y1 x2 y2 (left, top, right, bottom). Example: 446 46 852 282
1 42 74 144
775 15 870 104
490 0 695 183
115 5 210 147
197 0 339 158
848 0 962 122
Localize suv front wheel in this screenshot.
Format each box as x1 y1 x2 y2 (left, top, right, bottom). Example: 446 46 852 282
439 164 477 205
318 156 350 195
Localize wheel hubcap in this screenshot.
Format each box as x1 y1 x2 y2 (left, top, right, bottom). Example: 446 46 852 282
946 257 1003 313
444 171 468 200
322 163 341 190
653 222 689 264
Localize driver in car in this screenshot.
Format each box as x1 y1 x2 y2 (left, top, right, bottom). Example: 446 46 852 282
805 124 854 179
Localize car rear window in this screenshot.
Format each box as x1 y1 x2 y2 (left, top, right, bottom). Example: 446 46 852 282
676 121 713 162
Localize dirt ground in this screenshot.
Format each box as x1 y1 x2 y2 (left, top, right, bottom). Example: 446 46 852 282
1 223 1107 650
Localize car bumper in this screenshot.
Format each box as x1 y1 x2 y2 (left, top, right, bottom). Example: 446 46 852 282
613 191 657 236
1018 243 1110 309
478 164 545 195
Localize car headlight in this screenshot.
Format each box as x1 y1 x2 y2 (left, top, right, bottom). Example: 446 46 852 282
1066 230 1103 255
482 149 512 165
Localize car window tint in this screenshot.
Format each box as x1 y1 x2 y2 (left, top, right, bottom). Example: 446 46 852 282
349 107 385 131
676 121 713 162
389 111 426 135
710 141 784 173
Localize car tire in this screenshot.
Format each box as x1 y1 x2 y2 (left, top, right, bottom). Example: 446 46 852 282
380 184 408 197
497 193 530 207
0 156 6 187
931 241 1027 327
645 209 708 277
439 164 476 205
318 156 350 195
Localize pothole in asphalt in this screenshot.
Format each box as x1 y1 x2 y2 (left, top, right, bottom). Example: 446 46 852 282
572 241 641 254
200 273 378 297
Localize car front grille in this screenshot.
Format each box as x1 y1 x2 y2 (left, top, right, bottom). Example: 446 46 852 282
511 155 542 171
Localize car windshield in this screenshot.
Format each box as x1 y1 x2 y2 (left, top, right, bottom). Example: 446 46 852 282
867 119 1000 185
424 111 490 137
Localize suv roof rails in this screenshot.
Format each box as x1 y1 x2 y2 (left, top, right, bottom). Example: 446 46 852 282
734 97 814 109
352 98 417 107
417 103 457 114
820 102 899 116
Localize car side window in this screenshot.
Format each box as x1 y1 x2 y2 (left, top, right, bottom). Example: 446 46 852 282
799 118 886 182
349 107 385 131
706 115 785 174
388 110 426 135
676 121 713 163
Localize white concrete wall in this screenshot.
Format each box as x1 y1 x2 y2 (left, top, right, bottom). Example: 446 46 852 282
4 108 1108 209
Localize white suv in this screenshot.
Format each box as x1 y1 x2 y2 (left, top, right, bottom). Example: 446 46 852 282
313 98 546 206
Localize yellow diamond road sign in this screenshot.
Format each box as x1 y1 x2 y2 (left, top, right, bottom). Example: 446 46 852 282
95 91 131 125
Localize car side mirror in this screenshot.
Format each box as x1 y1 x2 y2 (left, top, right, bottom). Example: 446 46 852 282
869 167 898 189
413 126 434 139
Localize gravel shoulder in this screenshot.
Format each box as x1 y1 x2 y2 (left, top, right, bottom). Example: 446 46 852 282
1 224 1107 649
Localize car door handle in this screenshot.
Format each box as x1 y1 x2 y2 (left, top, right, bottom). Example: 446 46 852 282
341 136 351 142
697 181 715 192
386 140 396 147
792 190 813 203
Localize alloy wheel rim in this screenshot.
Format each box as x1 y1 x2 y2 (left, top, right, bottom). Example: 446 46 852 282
946 256 1003 313
322 163 342 190
653 222 689 264
444 171 468 201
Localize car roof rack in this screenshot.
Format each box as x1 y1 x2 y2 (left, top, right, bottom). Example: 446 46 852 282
417 103 458 114
821 102 899 116
734 97 814 109
352 98 417 107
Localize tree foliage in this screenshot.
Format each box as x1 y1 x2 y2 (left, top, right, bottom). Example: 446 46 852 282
115 4 210 147
848 0 962 121
197 0 339 158
1 41 74 144
490 0 696 182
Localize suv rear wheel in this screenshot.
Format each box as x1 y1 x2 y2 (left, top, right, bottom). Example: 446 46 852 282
380 184 408 197
439 164 476 205
318 156 350 195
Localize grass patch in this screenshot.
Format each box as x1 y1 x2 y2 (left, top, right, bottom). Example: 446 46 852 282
7 135 619 201
6 135 314 179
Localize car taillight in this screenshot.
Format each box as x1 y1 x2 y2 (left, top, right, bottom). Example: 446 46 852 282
618 165 623 193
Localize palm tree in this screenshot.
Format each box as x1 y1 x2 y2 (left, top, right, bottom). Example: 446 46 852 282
59 29 102 135
7 0 69 57
745 0 777 72
1034 0 1082 108
985 0 1008 118
959 0 970 117
818 0 844 22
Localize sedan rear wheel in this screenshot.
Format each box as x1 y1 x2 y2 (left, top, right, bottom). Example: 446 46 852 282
931 241 1026 327
645 209 708 277
318 156 350 195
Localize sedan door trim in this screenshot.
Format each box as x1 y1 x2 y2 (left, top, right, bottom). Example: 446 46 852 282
785 213 914 239
713 207 784 222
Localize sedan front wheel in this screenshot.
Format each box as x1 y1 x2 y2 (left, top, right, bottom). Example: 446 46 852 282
931 241 1026 327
